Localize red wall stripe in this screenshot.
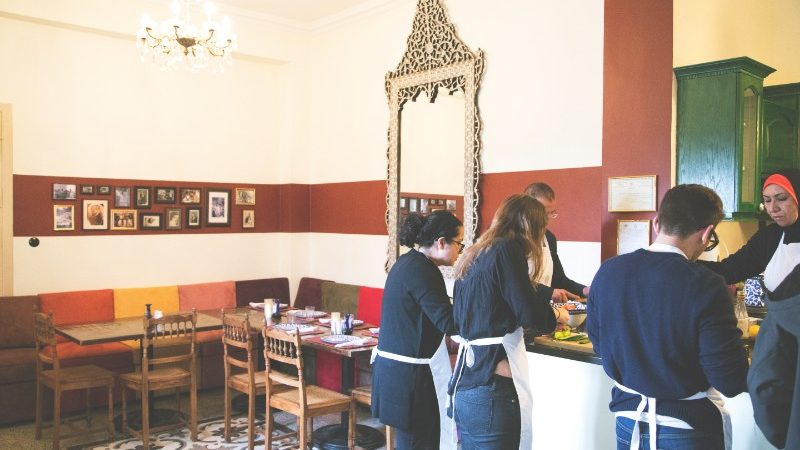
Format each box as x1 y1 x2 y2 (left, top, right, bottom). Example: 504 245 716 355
279 184 310 232
308 180 386 235
601 0 672 260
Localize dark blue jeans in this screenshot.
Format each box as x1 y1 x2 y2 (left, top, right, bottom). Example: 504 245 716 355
454 375 520 450
616 417 724 450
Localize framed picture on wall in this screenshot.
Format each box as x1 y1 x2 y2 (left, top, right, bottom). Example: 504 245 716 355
134 186 151 209
82 199 108 230
53 205 74 231
140 213 162 230
80 184 94 195
242 210 255 229
110 209 136 231
207 189 231 226
235 188 256 205
165 208 182 230
409 198 419 213
52 183 77 200
115 186 131 207
97 185 111 195
446 199 456 211
180 187 202 204
186 207 201 229
155 187 176 204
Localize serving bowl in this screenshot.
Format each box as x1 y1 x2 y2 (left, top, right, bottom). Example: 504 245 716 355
567 311 587 328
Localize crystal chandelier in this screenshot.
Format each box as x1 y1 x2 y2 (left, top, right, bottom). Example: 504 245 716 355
137 0 236 72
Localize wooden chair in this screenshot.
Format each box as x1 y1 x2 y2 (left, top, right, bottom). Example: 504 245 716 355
33 311 116 450
351 385 394 450
118 309 198 449
222 309 274 450
263 327 355 450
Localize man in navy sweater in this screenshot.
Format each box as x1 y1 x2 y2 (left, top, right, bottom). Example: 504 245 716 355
587 184 748 450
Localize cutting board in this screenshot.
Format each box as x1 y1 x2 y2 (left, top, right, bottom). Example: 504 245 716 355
533 336 595 355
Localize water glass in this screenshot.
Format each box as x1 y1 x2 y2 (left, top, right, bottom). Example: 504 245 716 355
305 305 316 319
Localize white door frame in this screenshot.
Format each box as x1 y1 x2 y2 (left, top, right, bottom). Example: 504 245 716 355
0 104 13 295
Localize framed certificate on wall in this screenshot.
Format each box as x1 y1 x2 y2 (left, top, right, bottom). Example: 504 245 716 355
617 220 651 255
608 175 657 212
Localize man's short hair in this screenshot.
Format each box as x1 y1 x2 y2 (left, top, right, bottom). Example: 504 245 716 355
658 184 724 238
524 182 555 201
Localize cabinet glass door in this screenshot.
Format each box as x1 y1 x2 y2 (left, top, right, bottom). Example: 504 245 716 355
741 87 759 204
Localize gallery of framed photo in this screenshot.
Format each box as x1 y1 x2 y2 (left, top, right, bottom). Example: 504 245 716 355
134 186 151 209
165 208 182 230
206 189 231 226
180 187 202 204
80 184 94 195
52 183 77 200
53 205 75 231
235 188 256 205
82 199 109 230
155 187 176 204
97 185 111 195
186 207 201 229
110 209 136 231
115 186 131 207
140 212 162 230
242 210 255 229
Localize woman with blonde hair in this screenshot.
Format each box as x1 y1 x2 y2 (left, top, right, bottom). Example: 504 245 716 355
449 194 568 449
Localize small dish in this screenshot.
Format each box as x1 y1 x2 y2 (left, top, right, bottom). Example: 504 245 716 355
272 324 317 334
321 334 361 345
369 327 380 334
287 310 326 318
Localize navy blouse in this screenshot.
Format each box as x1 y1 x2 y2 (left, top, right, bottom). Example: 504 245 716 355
451 237 557 391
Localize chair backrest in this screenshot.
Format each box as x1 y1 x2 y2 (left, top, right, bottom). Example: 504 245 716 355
141 309 197 377
221 309 257 380
33 311 59 371
262 327 306 405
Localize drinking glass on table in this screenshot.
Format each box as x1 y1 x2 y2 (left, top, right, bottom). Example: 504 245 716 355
304 305 315 319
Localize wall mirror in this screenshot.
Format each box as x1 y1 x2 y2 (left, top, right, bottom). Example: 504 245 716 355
385 0 485 278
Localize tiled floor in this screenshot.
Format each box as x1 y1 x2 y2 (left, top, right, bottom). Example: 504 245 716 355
0 388 387 450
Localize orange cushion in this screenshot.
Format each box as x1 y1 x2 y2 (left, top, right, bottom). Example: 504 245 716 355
178 281 235 312
113 286 180 319
39 290 115 343
42 341 132 360
357 286 383 326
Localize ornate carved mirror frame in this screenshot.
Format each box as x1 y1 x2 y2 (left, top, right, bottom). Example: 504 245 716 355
385 0 485 278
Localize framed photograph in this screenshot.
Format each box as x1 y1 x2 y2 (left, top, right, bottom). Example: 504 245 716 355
52 183 77 200
235 188 256 205
110 209 137 231
140 212 162 230
82 199 108 230
186 207 201 229
206 189 231 226
134 186 151 209
97 185 111 195
608 175 657 212
53 205 74 231
446 199 457 211
420 198 429 214
180 187 202 204
155 187 176 204
115 186 131 207
399 197 408 210
409 198 419 213
165 208 182 230
80 184 94 195
242 209 255 229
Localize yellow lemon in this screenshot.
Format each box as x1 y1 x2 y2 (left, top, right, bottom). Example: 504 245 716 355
748 324 760 337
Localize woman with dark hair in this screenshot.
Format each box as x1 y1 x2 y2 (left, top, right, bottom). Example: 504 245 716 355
701 168 800 291
371 210 463 450
449 194 568 449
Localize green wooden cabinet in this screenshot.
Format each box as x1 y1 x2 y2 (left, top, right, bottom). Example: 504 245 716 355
675 57 775 219
763 83 800 174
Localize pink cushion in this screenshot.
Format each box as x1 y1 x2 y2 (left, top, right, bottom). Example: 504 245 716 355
39 290 115 343
357 286 383 326
178 281 236 311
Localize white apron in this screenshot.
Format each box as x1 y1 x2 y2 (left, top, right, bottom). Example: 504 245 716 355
763 232 800 291
615 382 732 450
370 337 456 450
530 237 554 287
450 327 533 450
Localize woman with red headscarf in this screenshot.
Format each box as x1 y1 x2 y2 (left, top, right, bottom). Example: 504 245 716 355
701 168 800 291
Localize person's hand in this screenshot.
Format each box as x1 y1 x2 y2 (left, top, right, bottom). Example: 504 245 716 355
553 307 570 325
582 286 590 296
551 288 580 303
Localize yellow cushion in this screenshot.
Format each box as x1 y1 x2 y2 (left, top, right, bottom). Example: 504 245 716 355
114 285 180 348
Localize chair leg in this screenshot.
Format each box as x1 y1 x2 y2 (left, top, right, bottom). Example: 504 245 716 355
247 390 255 450
53 386 61 450
223 384 231 442
141 389 149 449
121 386 128 434
107 384 114 439
190 384 197 441
34 379 43 440
299 414 308 450
348 400 356 450
85 387 92 427
264 396 273 449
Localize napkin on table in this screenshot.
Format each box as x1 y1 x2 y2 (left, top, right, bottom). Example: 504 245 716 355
334 337 376 349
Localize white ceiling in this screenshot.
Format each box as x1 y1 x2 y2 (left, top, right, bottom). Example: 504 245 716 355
215 0 377 23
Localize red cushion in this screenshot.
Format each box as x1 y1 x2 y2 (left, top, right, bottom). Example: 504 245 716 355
357 286 383 326
43 341 132 360
39 290 115 343
178 281 236 311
